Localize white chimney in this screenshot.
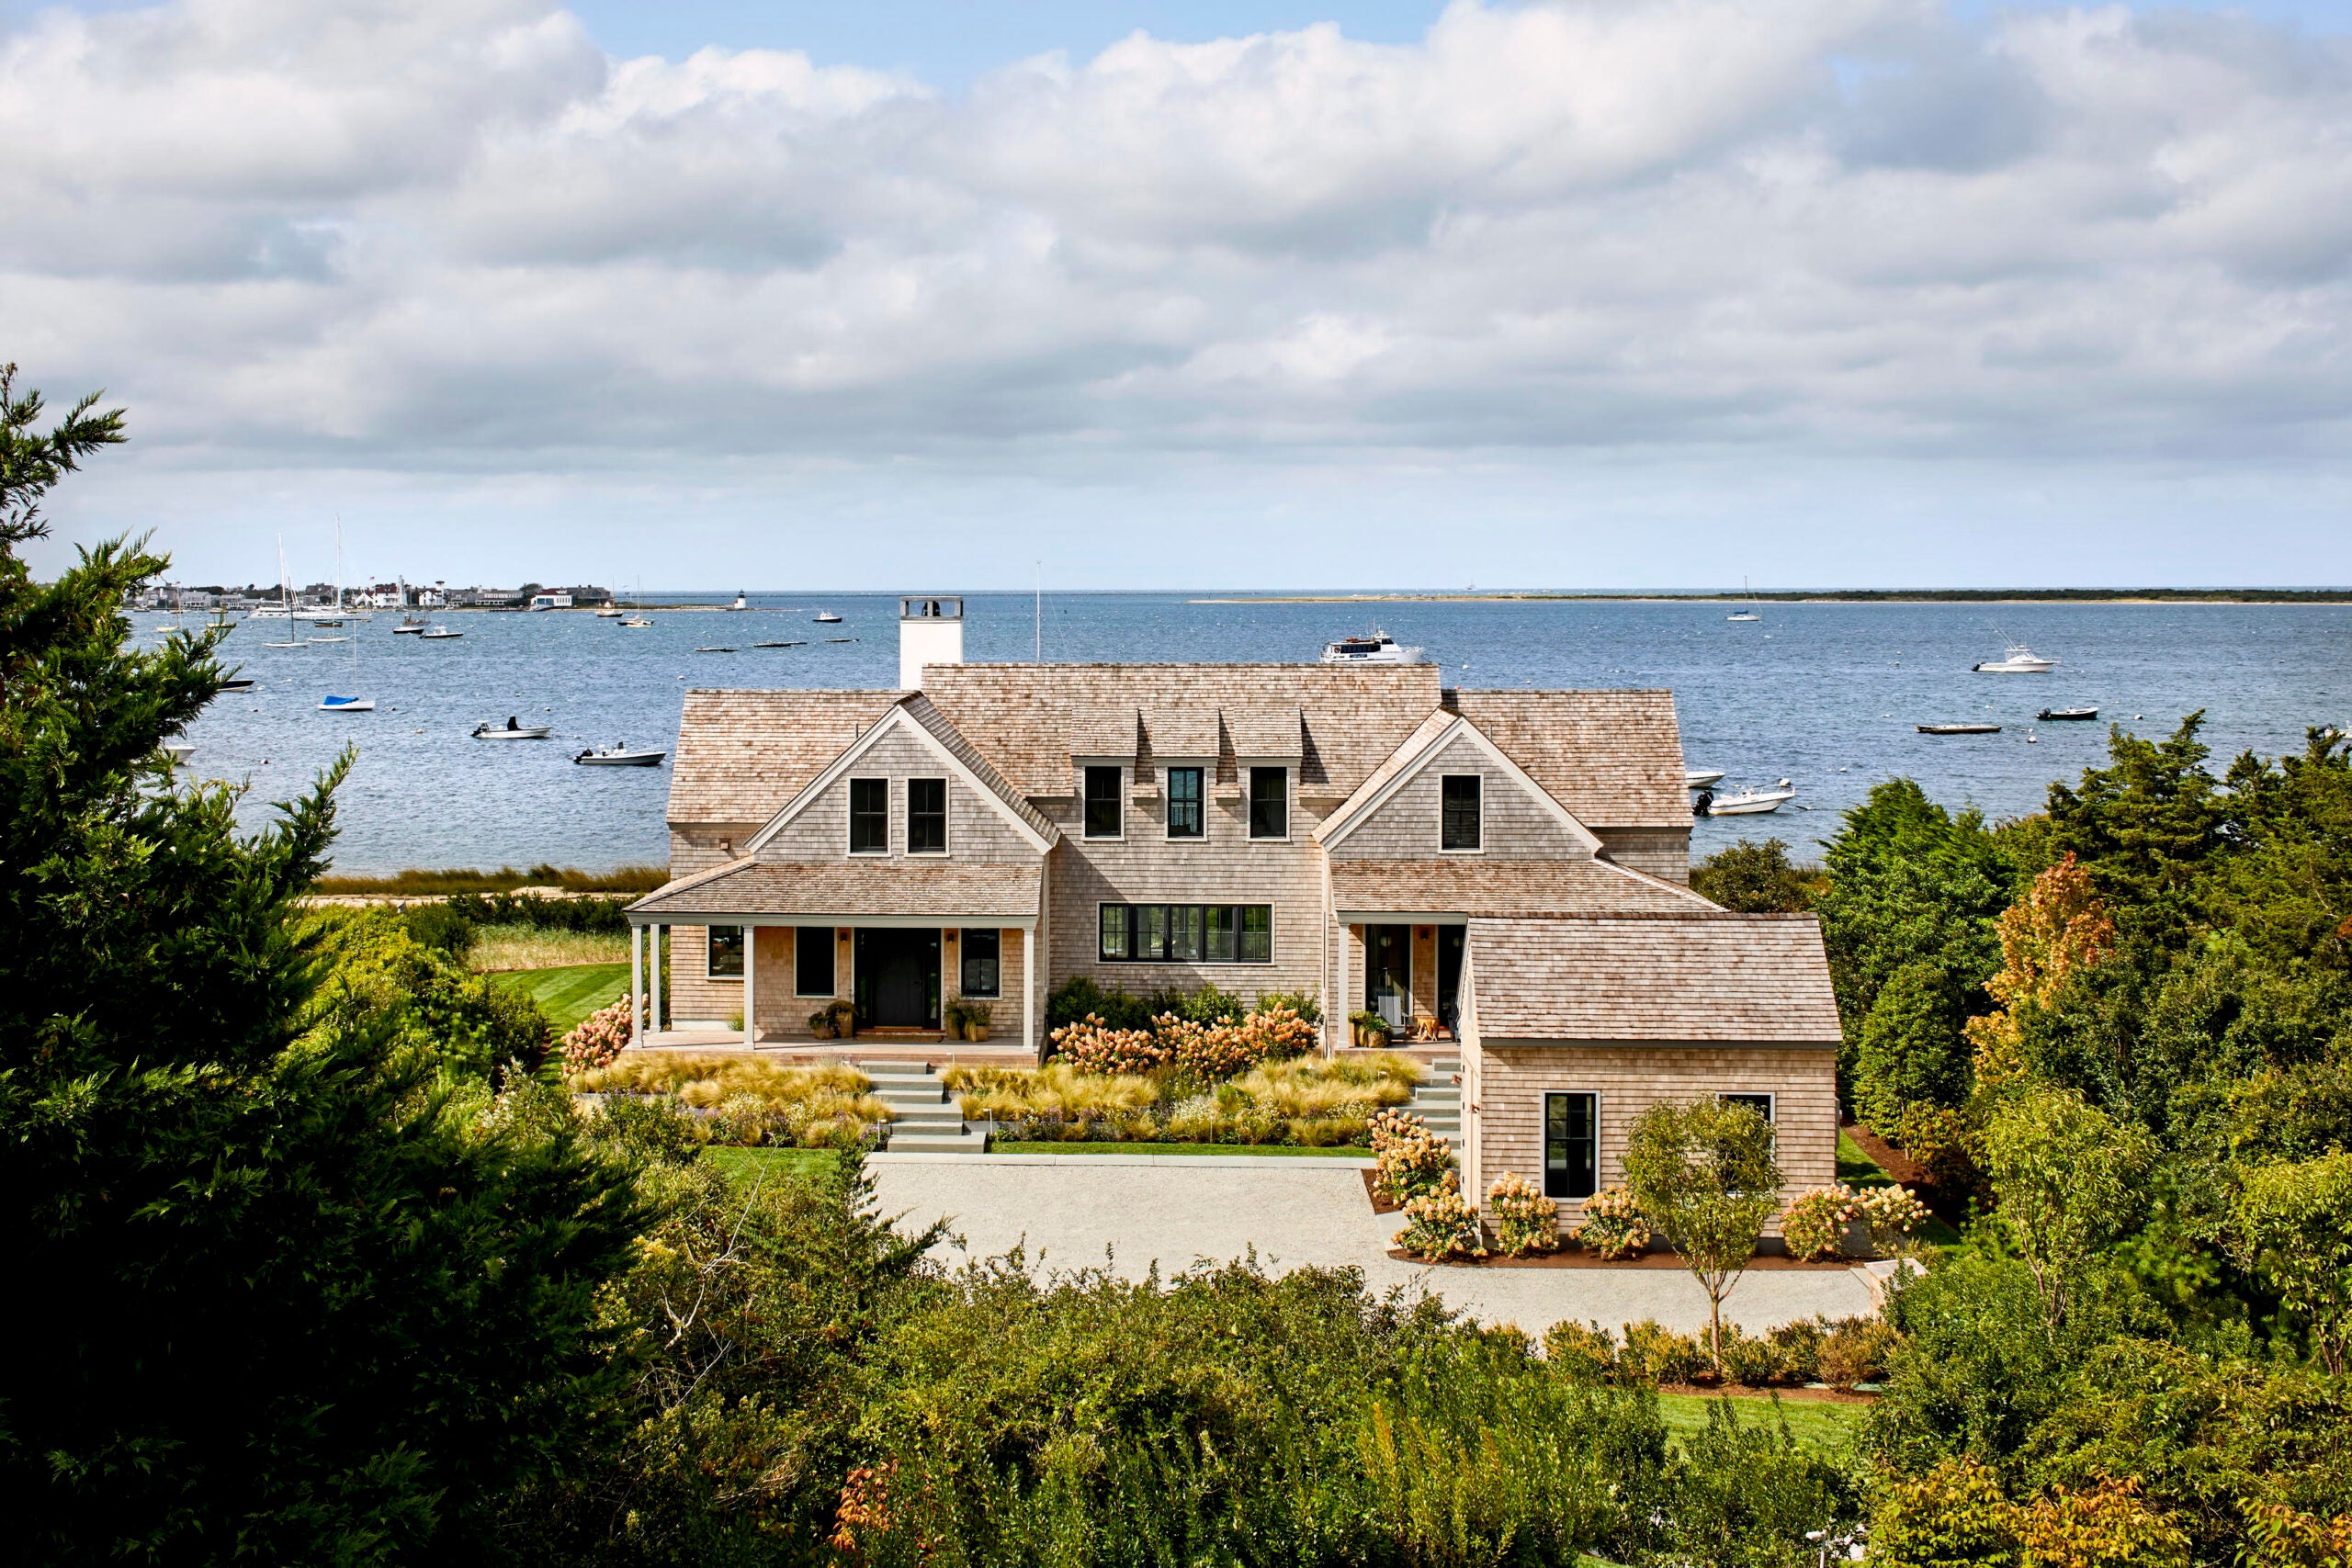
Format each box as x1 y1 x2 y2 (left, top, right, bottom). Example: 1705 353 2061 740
899 595 965 689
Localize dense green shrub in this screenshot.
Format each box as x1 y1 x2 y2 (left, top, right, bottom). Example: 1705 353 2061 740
1046 974 1157 1030
1691 836 1824 912
401 898 478 957
441 889 633 934
1853 957 1973 1128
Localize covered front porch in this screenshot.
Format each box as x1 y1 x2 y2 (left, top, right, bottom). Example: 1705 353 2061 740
622 860 1045 1055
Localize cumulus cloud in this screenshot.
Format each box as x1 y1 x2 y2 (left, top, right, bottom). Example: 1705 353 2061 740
2 0 2348 581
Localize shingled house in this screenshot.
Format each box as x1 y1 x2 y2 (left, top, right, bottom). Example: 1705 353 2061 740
627 596 1842 1210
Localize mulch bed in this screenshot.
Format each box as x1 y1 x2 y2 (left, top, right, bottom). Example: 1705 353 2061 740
1844 1118 1970 1226
1362 1168 1402 1214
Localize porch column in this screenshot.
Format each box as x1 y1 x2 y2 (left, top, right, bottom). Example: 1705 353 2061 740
1022 926 1035 1054
650 925 662 1036
1334 921 1351 1054
630 924 644 1043
743 923 758 1049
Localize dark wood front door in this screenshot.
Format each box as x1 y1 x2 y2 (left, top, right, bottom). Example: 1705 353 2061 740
854 928 940 1029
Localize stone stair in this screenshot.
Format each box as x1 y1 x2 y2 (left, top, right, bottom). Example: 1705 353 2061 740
1401 1055 1462 1137
864 1061 989 1154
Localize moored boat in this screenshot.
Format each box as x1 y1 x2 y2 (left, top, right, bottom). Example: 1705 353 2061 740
473 718 551 739
575 744 665 767
1320 629 1424 665
420 625 463 639
813 610 843 624
1685 768 1725 790
1701 779 1796 816
319 694 375 713
1973 643 2058 673
2037 706 2098 721
1917 722 2002 735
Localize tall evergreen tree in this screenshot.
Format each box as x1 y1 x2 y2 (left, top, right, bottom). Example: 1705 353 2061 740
0 367 645 1564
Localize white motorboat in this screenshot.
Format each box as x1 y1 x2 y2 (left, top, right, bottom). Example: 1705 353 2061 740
391 615 428 634
1319 629 1424 665
1701 778 1795 816
473 718 551 739
319 694 375 713
1973 643 2058 673
813 610 843 624
420 625 463 639
617 615 653 628
575 744 665 767
596 606 626 618
162 741 195 764
1685 768 1725 790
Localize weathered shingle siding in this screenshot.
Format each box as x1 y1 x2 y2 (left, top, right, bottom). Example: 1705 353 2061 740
1595 827 1692 884
668 926 734 1027
1044 785 1330 1011
1330 729 1590 861
757 728 1037 863
1468 1043 1838 1238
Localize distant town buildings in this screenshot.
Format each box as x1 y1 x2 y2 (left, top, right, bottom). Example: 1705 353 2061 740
123 580 609 612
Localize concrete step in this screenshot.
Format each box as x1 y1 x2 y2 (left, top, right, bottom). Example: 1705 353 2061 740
1412 1085 1462 1103
887 1105 965 1128
888 1126 989 1154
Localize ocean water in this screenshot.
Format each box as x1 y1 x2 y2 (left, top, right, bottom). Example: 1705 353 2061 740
154 592 2352 875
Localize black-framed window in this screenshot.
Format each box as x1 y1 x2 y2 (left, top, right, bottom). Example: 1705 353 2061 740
1249 766 1287 839
1544 1091 1598 1200
1084 765 1122 838
960 928 1001 998
1098 903 1274 963
907 777 946 853
1721 1092 1775 1122
1441 773 1483 852
708 924 746 979
849 778 888 853
1167 766 1204 839
795 927 835 996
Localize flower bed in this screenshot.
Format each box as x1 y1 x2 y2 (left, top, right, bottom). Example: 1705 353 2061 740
575 1053 889 1148
946 1053 1419 1147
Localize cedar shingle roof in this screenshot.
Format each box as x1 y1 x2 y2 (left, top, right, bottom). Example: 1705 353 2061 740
628 859 1043 919
920 664 1441 795
1467 914 1839 1043
1142 706 1220 759
899 695 1059 840
669 690 899 825
1224 705 1304 758
1332 859 1717 917
1450 691 1690 829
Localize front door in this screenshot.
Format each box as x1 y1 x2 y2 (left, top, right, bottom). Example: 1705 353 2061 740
1365 924 1409 1028
854 928 941 1029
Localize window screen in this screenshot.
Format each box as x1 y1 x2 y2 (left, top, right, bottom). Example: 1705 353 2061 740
1544 1092 1598 1200
795 928 834 996
907 777 946 852
1441 774 1482 851
1084 766 1122 838
849 778 888 852
960 928 1001 998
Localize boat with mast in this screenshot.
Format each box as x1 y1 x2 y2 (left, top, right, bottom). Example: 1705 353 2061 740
1725 579 1760 622
318 521 374 711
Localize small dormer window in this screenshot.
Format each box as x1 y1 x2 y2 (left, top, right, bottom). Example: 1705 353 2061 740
1084 765 1122 838
1249 767 1287 840
1441 774 1482 852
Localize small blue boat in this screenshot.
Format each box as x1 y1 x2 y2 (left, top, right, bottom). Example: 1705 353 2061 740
319 694 376 712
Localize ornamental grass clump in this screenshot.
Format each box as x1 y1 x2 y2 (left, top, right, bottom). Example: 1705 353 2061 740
558 994 633 1076
1781 1184 1864 1261
1370 1108 1453 1204
1394 1170 1487 1261
1572 1186 1650 1259
1487 1172 1561 1256
574 1054 888 1146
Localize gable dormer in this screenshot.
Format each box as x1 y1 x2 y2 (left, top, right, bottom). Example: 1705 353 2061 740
1318 714 1600 862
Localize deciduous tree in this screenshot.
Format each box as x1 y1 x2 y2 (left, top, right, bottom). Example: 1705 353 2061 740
1622 1098 1782 1371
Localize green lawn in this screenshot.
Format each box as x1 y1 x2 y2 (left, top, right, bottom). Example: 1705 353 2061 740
1657 1392 1868 1454
702 1145 840 1182
989 1141 1371 1157
490 962 629 1034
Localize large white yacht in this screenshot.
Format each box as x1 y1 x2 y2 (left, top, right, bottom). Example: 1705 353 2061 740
1319 629 1424 665
1973 643 2059 673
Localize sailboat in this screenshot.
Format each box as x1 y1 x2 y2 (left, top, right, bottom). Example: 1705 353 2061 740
319 522 375 711
617 580 653 627
1726 578 1760 622
260 539 305 644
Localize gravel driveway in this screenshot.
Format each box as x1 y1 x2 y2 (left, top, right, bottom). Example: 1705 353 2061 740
872 1159 1874 1337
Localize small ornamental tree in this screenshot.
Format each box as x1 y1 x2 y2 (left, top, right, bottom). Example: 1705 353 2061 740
1966 852 2118 1091
1979 1085 2154 1336
2233 1151 2352 1376
1621 1098 1782 1371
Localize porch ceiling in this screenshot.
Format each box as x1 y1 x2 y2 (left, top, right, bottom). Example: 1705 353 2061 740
627 858 1042 924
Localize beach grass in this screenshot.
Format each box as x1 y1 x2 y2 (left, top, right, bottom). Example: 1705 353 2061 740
1657 1392 1867 1454
314 863 667 896
470 924 632 972
491 963 629 1034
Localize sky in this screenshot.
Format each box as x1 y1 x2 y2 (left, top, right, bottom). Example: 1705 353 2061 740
4 0 2348 592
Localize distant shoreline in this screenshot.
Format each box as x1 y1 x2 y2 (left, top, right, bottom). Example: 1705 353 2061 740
1191 590 2352 605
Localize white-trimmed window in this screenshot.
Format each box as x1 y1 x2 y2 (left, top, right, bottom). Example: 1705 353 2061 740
1544 1091 1599 1200
1248 766 1288 840
849 778 888 853
707 925 746 979
1720 1092 1775 1122
794 927 835 997
1441 774 1483 852
960 929 1001 998
1083 765 1123 839
1166 766 1204 839
907 777 947 854
1100 903 1272 963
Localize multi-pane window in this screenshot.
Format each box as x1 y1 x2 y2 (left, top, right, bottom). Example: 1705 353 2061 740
1441 774 1483 851
707 924 746 978
1249 766 1288 839
1720 1092 1775 1122
1098 904 1274 963
849 778 888 853
1544 1092 1598 1200
960 928 1001 998
907 777 946 852
1084 765 1123 838
1167 766 1204 838
795 927 835 996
